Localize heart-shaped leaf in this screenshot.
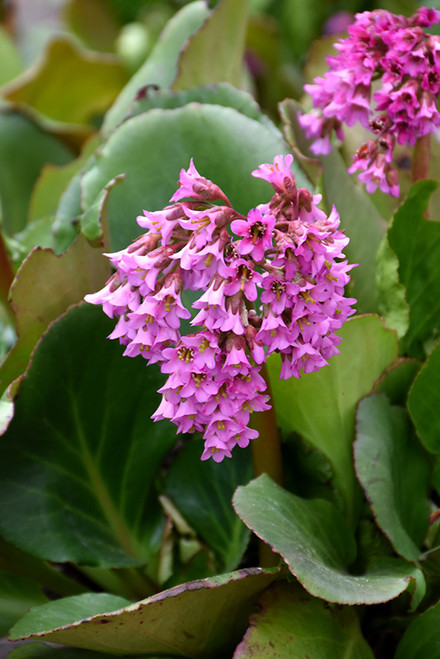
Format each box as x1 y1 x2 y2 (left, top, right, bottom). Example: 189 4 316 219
10 569 278 656
408 341 440 454
233 474 414 605
0 304 178 567
81 103 302 251
354 394 430 562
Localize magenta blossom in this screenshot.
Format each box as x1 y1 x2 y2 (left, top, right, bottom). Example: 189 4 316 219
86 155 356 461
299 7 440 197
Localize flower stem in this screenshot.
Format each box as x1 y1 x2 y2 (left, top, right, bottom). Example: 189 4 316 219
251 361 284 567
412 134 431 183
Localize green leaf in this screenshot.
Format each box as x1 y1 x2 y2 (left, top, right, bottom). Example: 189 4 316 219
267 316 399 524
376 235 410 338
234 582 374 658
2 37 128 125
164 441 252 571
102 1 210 136
0 25 22 86
10 569 278 656
0 304 178 567
388 180 440 356
354 394 430 562
408 341 440 453
0 109 73 234
0 570 48 636
0 233 110 403
127 82 275 130
395 600 440 659
28 135 101 224
82 103 301 252
172 0 248 90
279 99 387 313
233 474 414 605
374 358 421 407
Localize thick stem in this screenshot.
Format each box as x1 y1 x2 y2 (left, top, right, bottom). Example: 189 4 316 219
251 361 284 567
412 134 431 183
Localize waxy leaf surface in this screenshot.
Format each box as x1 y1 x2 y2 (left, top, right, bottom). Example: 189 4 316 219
233 474 413 605
82 103 301 252
10 570 278 656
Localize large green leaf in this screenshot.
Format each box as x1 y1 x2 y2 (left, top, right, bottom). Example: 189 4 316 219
408 341 440 454
164 441 252 571
233 582 374 658
172 0 247 90
10 569 278 656
0 304 178 567
267 316 399 524
81 103 301 251
354 394 430 562
2 37 128 125
102 1 210 136
0 110 72 234
0 233 110 403
233 474 415 605
387 180 440 357
395 600 440 659
8 644 117 659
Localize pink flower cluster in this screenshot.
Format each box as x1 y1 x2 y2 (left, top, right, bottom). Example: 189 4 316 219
299 6 440 197
86 156 355 461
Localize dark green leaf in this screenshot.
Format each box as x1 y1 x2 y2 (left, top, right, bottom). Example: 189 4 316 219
2 37 128 125
395 600 440 659
233 474 414 605
0 304 178 567
408 341 440 454
164 441 252 571
10 569 278 656
234 582 374 658
354 394 430 562
388 180 440 356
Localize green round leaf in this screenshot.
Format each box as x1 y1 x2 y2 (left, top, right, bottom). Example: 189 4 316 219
395 600 440 659
81 103 302 251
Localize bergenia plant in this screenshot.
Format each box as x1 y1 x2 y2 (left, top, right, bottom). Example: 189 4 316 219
2 1 440 657
86 155 356 462
299 6 440 196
